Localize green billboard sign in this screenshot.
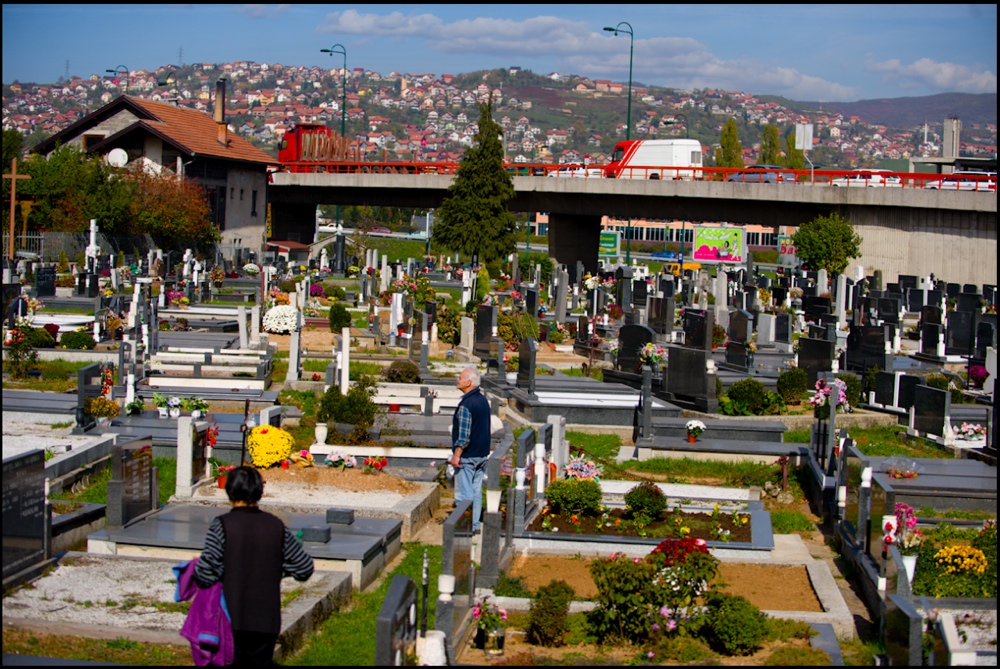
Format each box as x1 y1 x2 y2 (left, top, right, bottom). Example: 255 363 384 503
599 231 620 256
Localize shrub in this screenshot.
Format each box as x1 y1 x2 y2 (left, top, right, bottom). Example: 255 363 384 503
315 375 379 442
777 368 809 403
278 279 297 293
382 360 421 384
705 592 768 656
42 323 61 341
527 580 575 647
435 305 460 346
836 373 862 408
726 378 768 414
324 284 346 300
57 250 70 273
59 330 97 350
493 573 533 599
246 425 295 468
545 478 603 516
25 327 56 349
475 267 490 301
624 481 667 520
925 373 964 405
328 302 352 332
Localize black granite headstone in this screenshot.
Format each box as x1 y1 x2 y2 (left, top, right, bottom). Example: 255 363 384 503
631 279 648 308
920 323 943 356
874 371 896 406
682 309 709 350
920 305 943 326
2 450 47 581
374 575 419 667
727 309 752 344
896 375 922 411
846 324 888 374
615 267 633 314
912 385 949 437
34 266 56 298
945 283 961 299
616 324 656 373
647 296 675 336
517 338 539 395
798 337 836 385
955 292 982 313
945 309 977 357
775 314 792 344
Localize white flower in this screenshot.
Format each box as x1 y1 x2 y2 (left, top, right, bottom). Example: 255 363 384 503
243 263 260 276
262 305 301 334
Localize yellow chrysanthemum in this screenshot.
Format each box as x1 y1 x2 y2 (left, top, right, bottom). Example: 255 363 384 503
247 426 295 469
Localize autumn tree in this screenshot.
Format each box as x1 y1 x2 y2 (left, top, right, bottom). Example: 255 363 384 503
433 99 517 263
715 118 744 169
791 212 862 275
758 124 783 166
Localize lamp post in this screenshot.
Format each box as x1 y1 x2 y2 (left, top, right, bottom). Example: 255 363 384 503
604 22 634 264
320 45 348 143
106 65 129 94
321 45 348 229
603 23 634 141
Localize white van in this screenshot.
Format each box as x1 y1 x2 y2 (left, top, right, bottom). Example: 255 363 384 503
606 139 703 180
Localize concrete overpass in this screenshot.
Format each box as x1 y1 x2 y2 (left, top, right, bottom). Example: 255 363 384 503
269 173 997 284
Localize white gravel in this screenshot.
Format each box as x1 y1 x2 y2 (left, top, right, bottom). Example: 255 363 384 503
2 553 309 631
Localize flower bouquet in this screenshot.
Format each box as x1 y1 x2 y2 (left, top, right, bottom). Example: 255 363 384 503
247 426 295 468
473 595 508 632
564 455 603 481
262 305 300 334
243 263 260 276
125 397 145 415
808 378 849 419
968 365 988 389
686 420 706 440
956 422 986 440
639 342 667 367
363 456 388 474
325 450 357 470
890 503 924 556
85 396 120 419
288 449 315 467
209 266 225 284
604 303 624 321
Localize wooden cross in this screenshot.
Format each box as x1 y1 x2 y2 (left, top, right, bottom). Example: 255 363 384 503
4 158 31 261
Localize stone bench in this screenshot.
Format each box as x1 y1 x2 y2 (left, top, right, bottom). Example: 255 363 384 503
635 435 810 466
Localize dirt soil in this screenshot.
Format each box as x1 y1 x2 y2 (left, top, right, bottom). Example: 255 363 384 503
506 555 822 612
260 463 419 495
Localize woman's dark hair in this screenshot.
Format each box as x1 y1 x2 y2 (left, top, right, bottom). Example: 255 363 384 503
225 466 264 504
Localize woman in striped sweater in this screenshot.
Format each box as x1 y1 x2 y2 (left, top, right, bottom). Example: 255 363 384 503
194 466 314 666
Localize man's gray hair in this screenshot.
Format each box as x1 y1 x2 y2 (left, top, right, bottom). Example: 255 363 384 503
463 366 481 388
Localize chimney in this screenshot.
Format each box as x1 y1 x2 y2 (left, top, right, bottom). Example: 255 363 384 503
215 78 228 147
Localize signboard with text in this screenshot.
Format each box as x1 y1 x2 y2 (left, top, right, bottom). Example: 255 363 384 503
599 231 620 257
691 227 745 264
777 235 798 267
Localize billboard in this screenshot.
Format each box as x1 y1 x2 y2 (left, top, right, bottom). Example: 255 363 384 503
691 227 745 264
777 235 798 267
599 231 620 257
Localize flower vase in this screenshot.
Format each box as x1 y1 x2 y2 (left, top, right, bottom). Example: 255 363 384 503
476 627 505 657
96 417 111 428
901 554 917 584
191 410 202 420
216 475 228 489
687 434 697 443
169 407 181 419
315 424 328 445
158 407 169 419
506 372 517 384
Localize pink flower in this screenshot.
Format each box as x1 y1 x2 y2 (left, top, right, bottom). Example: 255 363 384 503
694 538 707 547
660 606 671 617
500 610 508 621
647 651 655 659
651 623 661 632
666 620 677 631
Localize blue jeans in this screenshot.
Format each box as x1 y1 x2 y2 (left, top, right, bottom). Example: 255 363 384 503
455 456 488 532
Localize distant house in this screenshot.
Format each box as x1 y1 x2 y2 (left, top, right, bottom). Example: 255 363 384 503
32 90 273 251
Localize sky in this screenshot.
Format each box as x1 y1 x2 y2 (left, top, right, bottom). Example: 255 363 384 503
3 4 997 103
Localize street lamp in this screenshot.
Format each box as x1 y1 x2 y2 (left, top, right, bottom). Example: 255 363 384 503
320 45 348 143
106 65 129 94
603 23 634 141
604 22 634 264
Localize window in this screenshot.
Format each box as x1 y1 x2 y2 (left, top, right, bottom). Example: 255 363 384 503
82 134 105 150
251 190 258 217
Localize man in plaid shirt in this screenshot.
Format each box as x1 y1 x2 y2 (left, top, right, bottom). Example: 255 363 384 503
450 366 492 532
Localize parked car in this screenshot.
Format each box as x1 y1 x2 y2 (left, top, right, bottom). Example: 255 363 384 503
547 166 605 178
651 250 677 260
726 164 797 184
923 171 996 192
830 168 902 188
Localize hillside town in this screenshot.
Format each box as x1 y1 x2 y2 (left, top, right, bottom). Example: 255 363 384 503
4 61 997 168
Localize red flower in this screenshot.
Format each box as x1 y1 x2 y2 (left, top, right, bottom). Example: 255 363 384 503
281 460 289 469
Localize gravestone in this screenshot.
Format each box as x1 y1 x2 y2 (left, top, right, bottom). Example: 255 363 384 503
663 344 718 413
616 324 656 373
910 384 950 439
659 275 675 298
682 309 713 352
757 313 776 347
74 362 108 431
615 266 633 315
725 341 750 371
647 295 674 337
2 450 48 582
846 324 889 374
920 305 943 326
727 309 752 345
798 337 836 384
956 292 982 314
553 268 568 323
517 338 539 395
631 279 648 309
945 283 960 299
375 575 419 666
975 318 996 362
106 441 156 529
576 315 591 344
945 310 977 357
34 266 56 298
474 305 497 359
920 322 944 358
524 285 539 318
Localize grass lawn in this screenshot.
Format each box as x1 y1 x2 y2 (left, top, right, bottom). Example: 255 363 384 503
2 358 102 393
785 425 949 458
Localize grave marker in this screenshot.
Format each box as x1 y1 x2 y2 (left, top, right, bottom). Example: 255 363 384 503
2 450 47 582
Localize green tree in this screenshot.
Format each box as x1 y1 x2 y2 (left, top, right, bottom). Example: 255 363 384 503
784 128 807 171
716 118 744 168
791 212 862 275
433 100 517 263
758 124 783 166
2 129 22 173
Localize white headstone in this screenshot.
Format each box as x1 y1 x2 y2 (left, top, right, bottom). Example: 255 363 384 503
340 326 351 395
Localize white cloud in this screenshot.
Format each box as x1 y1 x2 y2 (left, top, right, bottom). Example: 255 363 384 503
866 56 996 94
318 10 862 100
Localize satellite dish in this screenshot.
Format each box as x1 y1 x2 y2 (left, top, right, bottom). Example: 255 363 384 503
107 149 128 167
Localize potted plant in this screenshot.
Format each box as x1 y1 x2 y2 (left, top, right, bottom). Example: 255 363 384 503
209 266 224 287
213 463 235 489
472 595 508 657
181 396 210 419
125 397 145 416
686 419 706 443
167 395 182 418
362 456 388 474
153 393 170 418
85 396 120 427
504 355 519 384
712 324 727 349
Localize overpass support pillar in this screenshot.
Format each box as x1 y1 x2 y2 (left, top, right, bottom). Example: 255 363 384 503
547 213 603 284
269 201 318 244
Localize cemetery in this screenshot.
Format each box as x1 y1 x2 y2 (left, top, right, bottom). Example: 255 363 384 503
1 225 996 666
